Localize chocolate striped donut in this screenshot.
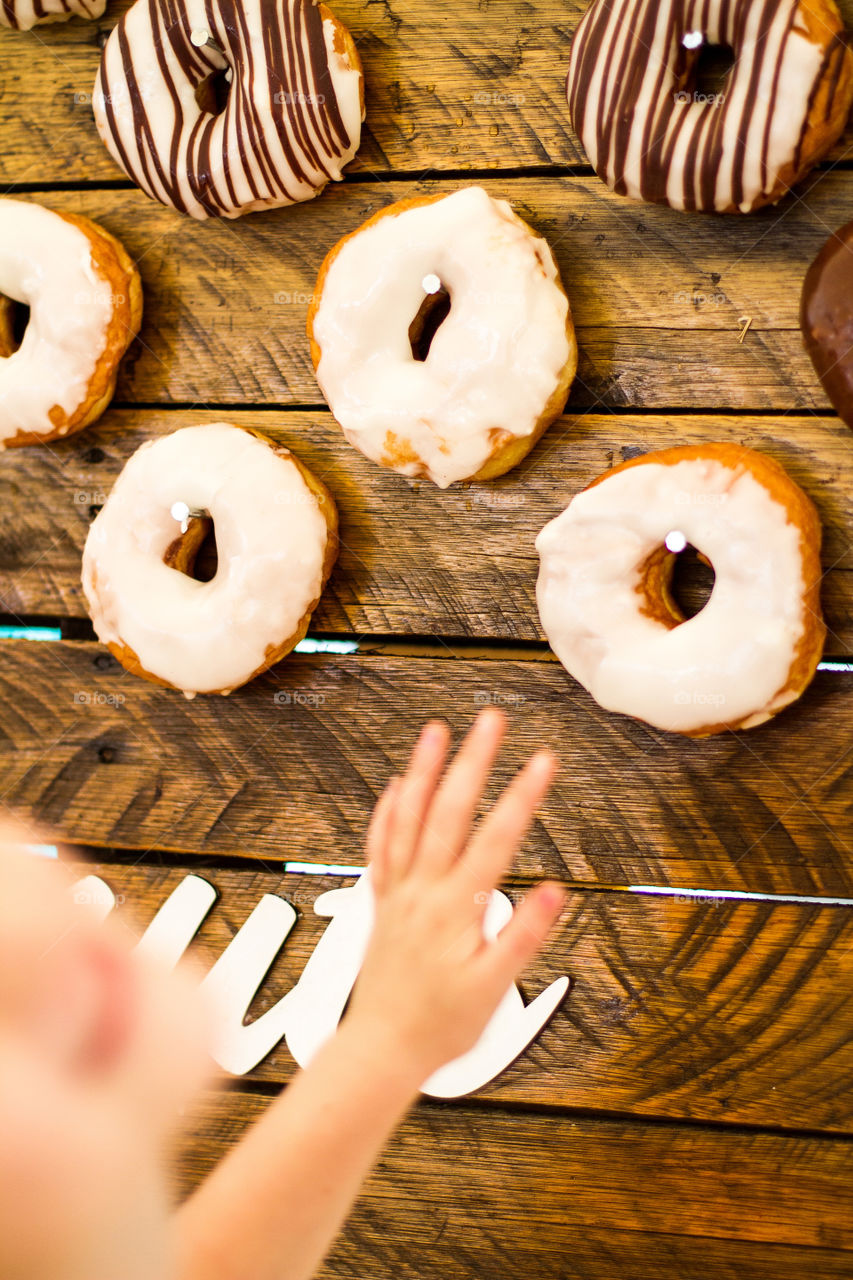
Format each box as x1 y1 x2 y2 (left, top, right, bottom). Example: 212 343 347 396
567 0 853 212
0 0 103 29
93 0 364 220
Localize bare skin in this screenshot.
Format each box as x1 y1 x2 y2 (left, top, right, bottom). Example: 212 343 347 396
0 709 565 1280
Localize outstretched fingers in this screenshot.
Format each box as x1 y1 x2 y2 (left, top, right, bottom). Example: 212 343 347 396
415 707 507 876
480 881 566 992
456 748 558 901
365 776 400 894
384 720 450 885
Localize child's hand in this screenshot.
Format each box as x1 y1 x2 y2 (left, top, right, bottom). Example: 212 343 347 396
347 708 565 1084
177 713 564 1280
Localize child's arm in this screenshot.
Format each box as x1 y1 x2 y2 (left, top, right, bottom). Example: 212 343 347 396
174 708 565 1280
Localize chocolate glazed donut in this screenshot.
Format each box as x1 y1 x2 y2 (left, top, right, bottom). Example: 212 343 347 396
94 0 364 220
567 0 853 212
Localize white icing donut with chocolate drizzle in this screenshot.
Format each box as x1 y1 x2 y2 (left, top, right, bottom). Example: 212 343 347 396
82 423 338 696
93 0 364 220
536 443 825 735
0 0 103 30
308 187 577 488
567 0 853 213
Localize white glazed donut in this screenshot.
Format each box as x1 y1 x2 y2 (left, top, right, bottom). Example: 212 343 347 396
94 0 364 220
82 423 338 696
0 0 103 30
0 199 142 448
308 187 577 488
536 443 825 736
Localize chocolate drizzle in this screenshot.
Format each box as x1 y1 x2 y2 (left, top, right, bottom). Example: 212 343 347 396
94 0 362 220
567 0 849 212
0 0 102 28
801 221 853 429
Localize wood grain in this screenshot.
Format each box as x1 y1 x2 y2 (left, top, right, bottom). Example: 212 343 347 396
172 1088 853 1276
2 407 852 649
2 177 851 410
83 859 853 1134
2 0 852 1271
3 639 852 894
3 0 853 181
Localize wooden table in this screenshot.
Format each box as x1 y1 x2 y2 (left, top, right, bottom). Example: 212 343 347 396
2 1 853 1275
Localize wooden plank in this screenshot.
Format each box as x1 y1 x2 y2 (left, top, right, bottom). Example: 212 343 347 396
86 859 853 1134
171 1088 853 1277
3 407 852 650
2 177 852 409
2 640 852 894
4 0 853 181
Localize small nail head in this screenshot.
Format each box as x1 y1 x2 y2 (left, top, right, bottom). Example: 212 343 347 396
665 530 688 554
422 273 442 295
682 30 704 48
171 501 206 534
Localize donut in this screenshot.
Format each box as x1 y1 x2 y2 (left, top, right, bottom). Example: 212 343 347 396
93 0 365 220
0 199 142 449
801 220 853 428
0 0 103 30
307 187 578 488
82 423 339 696
566 0 853 213
535 443 825 736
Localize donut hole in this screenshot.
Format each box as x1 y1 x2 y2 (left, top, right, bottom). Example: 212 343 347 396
670 543 716 619
409 282 452 362
0 295 30 357
191 526 219 582
195 66 231 116
164 518 219 583
679 39 735 105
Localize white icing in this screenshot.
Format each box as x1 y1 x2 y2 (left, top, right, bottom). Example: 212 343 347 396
535 456 810 733
0 199 114 445
82 423 331 695
323 15 364 158
0 0 103 30
94 2 363 221
312 186 575 488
